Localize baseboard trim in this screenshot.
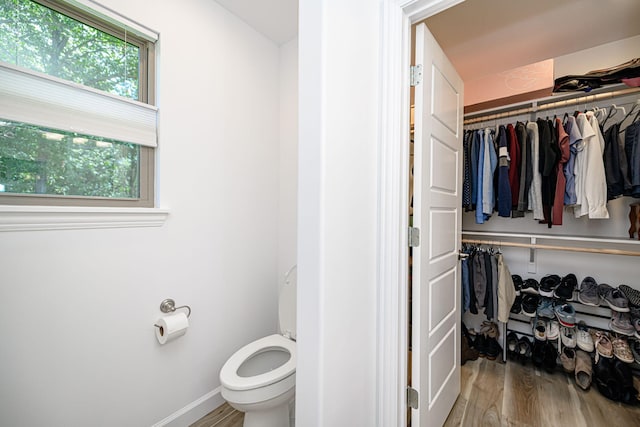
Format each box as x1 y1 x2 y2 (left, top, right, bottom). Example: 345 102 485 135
151 386 225 427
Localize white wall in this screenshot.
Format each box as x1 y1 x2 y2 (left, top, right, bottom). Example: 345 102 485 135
278 38 299 286
297 0 379 425
0 1 288 426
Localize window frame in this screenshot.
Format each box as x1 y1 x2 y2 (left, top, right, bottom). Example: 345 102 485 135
0 0 157 208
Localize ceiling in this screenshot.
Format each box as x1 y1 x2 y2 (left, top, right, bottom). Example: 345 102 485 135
215 0 640 81
215 0 298 45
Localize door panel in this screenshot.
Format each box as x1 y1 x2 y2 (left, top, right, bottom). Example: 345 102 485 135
411 22 463 427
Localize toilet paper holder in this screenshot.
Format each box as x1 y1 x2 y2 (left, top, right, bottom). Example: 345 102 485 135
157 298 192 318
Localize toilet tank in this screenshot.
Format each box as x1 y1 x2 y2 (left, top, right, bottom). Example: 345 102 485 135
279 266 297 340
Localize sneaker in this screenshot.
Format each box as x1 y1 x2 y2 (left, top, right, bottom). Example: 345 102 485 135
610 311 635 336
612 337 634 363
521 278 540 295
632 317 640 339
576 321 594 352
521 294 539 317
510 294 522 314
534 319 547 341
554 273 577 300
560 326 577 348
512 275 523 296
560 347 576 373
506 331 519 358
603 287 630 312
597 283 613 301
536 297 555 318
575 350 592 390
619 284 640 307
532 340 545 367
539 274 560 298
554 303 576 327
630 340 640 364
543 342 558 373
594 331 614 358
547 320 560 340
517 336 532 365
577 276 601 306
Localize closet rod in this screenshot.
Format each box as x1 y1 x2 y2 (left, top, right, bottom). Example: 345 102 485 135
461 238 640 257
463 86 640 125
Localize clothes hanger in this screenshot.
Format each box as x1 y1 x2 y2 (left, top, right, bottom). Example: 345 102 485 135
619 100 640 133
601 103 626 127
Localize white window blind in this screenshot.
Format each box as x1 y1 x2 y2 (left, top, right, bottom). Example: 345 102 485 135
0 62 158 147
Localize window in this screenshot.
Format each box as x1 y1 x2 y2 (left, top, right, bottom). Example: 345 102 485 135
0 0 157 207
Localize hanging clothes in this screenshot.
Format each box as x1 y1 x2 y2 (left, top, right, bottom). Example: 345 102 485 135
527 121 544 220
625 120 640 197
553 118 570 225
538 118 559 227
496 125 512 217
563 115 582 206
515 121 532 217
585 112 610 218
507 124 521 214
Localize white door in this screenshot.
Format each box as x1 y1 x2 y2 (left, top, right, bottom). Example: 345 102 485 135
411 22 463 427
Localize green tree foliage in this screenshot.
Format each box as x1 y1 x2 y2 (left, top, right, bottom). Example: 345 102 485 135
0 0 141 198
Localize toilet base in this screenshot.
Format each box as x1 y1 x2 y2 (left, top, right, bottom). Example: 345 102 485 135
243 404 290 427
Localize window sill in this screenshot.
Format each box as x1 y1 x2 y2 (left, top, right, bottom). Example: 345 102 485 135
0 205 169 232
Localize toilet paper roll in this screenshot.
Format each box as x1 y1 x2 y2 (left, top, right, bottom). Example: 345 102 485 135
155 312 189 344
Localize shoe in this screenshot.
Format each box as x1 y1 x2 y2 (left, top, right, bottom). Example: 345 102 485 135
510 294 522 314
521 294 539 317
560 347 576 373
536 297 555 318
560 326 577 348
630 340 640 364
612 360 638 405
594 357 619 401
517 336 532 364
576 321 594 352
577 276 601 306
603 287 630 312
485 337 502 361
609 311 635 336
475 334 487 357
512 275 523 296
521 278 540 295
543 342 558 373
554 303 576 327
547 320 560 340
480 321 499 339
575 350 592 390
539 274 560 298
632 317 640 339
534 319 547 341
612 337 634 363
532 340 545 367
619 284 640 307
597 283 613 301
594 332 614 358
554 274 577 300
506 331 519 358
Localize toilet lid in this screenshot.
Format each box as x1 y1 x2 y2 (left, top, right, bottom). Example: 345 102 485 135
279 267 296 340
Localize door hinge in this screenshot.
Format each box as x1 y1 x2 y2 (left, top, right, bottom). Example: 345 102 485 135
407 386 419 409
410 64 423 87
408 227 420 247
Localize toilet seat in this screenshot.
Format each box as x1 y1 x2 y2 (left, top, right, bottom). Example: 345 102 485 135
220 334 296 392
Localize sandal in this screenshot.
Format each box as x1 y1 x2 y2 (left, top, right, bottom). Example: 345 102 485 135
594 331 614 358
612 337 634 363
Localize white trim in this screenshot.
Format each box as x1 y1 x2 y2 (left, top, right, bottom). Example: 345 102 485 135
150 387 225 427
63 0 159 42
377 1 465 426
0 206 169 232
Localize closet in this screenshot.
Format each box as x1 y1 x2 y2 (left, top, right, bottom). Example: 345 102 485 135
460 82 640 407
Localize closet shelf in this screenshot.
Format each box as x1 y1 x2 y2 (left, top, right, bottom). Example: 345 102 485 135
462 230 640 257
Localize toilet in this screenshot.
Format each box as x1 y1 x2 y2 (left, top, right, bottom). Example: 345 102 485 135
220 267 297 427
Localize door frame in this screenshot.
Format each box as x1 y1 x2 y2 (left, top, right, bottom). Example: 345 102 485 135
376 1 464 426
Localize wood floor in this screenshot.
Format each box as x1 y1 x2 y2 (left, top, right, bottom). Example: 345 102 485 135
190 403 243 427
192 359 640 427
444 357 640 427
